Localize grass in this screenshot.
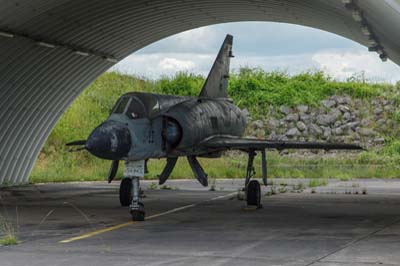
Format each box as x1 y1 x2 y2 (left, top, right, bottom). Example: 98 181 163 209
158 69 398 117
29 70 400 183
309 179 328 188
0 235 18 246
30 149 400 183
160 184 172 190
229 68 396 117
148 182 158 190
0 215 18 246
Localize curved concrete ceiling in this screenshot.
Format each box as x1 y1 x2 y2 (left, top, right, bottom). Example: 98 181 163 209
1 0 400 185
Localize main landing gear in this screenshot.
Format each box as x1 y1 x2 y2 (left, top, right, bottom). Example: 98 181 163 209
244 150 267 208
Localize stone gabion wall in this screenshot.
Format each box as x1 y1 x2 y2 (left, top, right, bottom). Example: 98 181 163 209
247 95 400 148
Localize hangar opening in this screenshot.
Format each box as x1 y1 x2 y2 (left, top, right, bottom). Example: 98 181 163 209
1 0 400 185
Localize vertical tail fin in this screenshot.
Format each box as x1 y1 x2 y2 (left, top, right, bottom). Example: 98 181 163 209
199 34 233 98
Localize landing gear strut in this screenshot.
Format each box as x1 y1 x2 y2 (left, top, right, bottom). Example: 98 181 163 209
130 176 145 221
244 150 265 208
120 160 146 221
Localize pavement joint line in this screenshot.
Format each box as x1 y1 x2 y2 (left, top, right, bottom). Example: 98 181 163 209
303 215 400 266
59 192 237 244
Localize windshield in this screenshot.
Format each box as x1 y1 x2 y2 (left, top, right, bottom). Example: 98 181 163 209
112 97 130 114
111 96 147 119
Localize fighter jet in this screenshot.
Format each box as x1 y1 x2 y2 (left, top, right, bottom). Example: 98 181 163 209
67 34 362 221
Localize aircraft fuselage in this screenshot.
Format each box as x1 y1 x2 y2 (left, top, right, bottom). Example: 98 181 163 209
85 92 248 161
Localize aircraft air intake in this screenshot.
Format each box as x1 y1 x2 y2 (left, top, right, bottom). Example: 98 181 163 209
162 117 182 149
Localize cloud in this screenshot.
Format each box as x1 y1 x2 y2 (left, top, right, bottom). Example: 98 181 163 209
232 53 319 74
312 49 400 82
112 53 214 78
113 22 400 83
158 57 195 71
113 49 400 83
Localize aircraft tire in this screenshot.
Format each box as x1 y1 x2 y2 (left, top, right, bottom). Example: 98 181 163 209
120 177 132 207
246 180 261 207
131 202 145 221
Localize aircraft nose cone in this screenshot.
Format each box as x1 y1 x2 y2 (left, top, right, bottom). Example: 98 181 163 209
86 121 131 160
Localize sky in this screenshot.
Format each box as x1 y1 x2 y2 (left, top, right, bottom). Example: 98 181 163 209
112 22 400 83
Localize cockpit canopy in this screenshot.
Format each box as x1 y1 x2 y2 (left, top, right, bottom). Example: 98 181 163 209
111 93 160 119
112 96 146 119
111 92 191 119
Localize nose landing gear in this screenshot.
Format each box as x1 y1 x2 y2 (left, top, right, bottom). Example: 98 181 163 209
119 176 145 221
120 160 146 221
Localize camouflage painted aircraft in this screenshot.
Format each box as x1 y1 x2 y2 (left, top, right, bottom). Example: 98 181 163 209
67 35 362 221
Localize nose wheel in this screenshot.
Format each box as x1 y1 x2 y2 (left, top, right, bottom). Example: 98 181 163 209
119 177 133 207
130 202 145 221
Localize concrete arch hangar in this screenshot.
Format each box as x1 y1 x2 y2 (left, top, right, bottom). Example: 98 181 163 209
0 0 399 185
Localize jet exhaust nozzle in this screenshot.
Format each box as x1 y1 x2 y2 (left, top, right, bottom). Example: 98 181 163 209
85 121 131 160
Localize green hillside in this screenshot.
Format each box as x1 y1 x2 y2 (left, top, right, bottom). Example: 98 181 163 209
30 70 400 183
